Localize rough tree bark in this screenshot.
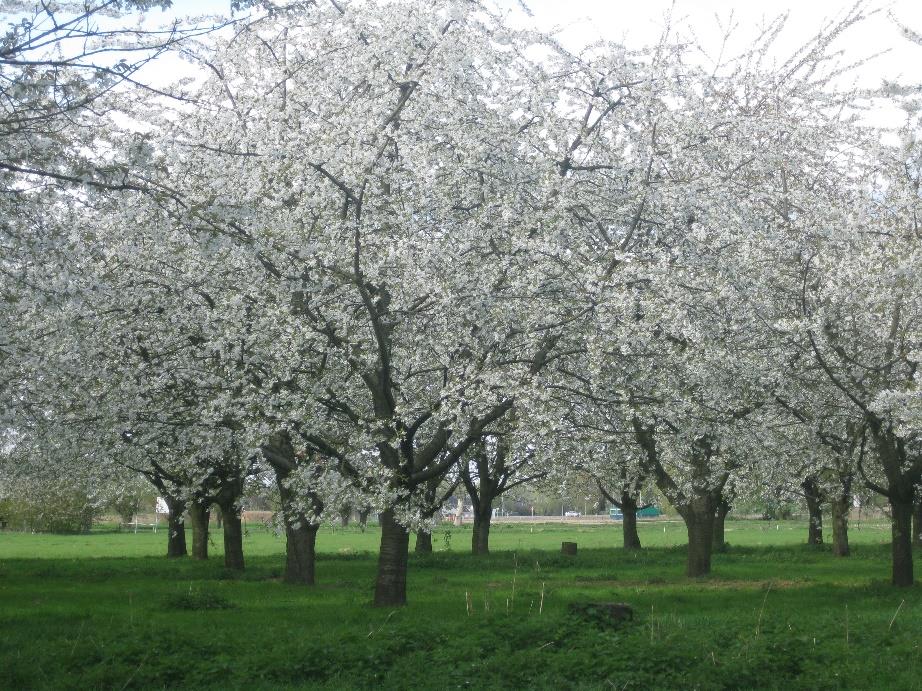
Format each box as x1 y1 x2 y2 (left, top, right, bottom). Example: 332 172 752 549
802 477 824 546
633 421 723 577
862 420 917 586
374 509 410 606
831 494 851 557
890 497 914 587
620 493 642 550
679 496 716 577
189 500 210 560
263 433 323 585
415 530 433 553
283 519 319 585
217 502 245 571
275 471 320 585
471 505 493 555
165 496 187 558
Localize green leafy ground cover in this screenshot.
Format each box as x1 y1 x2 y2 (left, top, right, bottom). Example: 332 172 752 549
1 519 920 690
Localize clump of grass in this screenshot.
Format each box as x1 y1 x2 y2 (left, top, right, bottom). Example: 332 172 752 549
163 586 235 611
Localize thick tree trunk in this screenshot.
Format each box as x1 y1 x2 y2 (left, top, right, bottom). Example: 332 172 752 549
219 503 245 571
682 502 715 577
340 507 351 528
891 498 914 587
472 508 492 555
620 494 641 550
912 500 922 550
713 499 730 553
803 481 824 545
284 521 318 585
189 501 210 560
831 495 850 557
359 508 370 532
166 499 187 558
415 530 433 553
274 459 320 585
374 509 410 606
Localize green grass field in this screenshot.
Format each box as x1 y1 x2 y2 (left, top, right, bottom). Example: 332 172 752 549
1 518 920 690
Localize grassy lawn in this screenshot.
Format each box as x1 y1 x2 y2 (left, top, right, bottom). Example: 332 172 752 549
1 519 920 690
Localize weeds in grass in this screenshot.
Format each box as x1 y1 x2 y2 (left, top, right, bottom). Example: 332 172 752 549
163 586 235 611
888 599 905 631
755 583 772 636
3 521 919 690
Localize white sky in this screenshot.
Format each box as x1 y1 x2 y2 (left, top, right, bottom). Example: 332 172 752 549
159 0 922 86
509 0 922 87
6 0 913 124
143 0 921 129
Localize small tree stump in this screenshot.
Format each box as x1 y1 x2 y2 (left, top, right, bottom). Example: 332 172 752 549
561 541 577 555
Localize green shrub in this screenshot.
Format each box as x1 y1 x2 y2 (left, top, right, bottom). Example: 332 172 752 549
0 489 99 533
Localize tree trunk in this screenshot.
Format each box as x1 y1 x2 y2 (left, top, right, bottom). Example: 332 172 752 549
340 506 351 528
284 521 318 585
274 462 320 585
890 498 914 587
713 499 730 553
595 493 608 515
373 509 410 606
166 499 187 558
415 530 433 553
831 495 850 557
912 500 922 550
803 481 824 545
620 494 641 550
219 503 245 571
359 507 370 532
472 508 492 555
682 502 715 577
189 501 210 560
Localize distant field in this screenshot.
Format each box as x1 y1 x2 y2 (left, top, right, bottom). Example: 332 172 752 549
1 519 918 690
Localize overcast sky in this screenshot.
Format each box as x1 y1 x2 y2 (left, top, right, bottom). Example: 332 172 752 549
166 1 922 83
122 0 922 127
510 0 921 86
